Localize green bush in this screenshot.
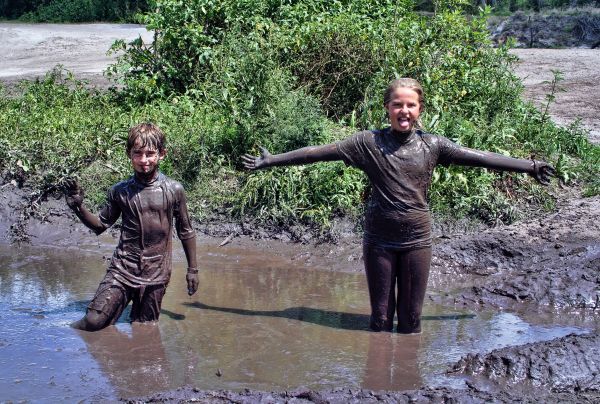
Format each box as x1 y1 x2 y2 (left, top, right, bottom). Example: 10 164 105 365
1 0 598 234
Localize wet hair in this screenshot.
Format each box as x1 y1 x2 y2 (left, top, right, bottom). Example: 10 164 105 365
126 122 166 155
383 78 425 107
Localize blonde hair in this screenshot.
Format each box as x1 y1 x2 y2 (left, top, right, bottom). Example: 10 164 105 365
126 122 166 155
383 78 425 107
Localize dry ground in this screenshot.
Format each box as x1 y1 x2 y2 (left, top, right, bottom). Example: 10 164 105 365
511 48 600 144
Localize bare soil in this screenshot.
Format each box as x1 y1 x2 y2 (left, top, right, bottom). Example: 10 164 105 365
0 23 599 403
511 48 600 145
0 22 153 89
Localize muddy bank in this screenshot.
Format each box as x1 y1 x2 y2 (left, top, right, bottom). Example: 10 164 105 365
489 10 600 48
451 333 600 396
1 22 599 403
126 333 600 403
430 194 600 311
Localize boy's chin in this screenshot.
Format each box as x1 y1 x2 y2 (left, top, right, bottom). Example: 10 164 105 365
134 168 159 178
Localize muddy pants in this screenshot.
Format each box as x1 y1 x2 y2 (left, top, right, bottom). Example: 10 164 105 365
363 243 431 333
86 271 167 329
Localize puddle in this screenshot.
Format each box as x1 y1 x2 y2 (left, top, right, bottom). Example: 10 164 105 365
0 242 587 401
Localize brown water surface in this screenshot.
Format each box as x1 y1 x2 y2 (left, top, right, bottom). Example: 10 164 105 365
0 242 585 401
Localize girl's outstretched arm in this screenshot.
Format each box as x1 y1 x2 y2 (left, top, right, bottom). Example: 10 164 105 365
242 143 341 170
449 147 556 185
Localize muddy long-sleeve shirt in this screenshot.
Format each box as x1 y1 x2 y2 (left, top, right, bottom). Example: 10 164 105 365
336 128 523 250
97 172 196 287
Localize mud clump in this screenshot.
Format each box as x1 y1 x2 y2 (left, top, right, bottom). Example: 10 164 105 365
124 386 515 403
451 333 600 401
430 195 600 311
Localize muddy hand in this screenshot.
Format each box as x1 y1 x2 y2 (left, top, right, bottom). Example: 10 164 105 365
242 147 272 170
531 160 556 186
62 178 84 208
186 272 199 296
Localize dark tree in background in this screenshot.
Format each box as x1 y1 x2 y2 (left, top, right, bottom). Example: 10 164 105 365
0 0 149 21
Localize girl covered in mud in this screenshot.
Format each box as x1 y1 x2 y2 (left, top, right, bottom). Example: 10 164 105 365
242 78 555 334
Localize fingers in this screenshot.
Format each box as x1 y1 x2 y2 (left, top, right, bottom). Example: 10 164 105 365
533 161 556 186
241 147 270 170
544 165 557 178
241 154 258 168
62 177 80 194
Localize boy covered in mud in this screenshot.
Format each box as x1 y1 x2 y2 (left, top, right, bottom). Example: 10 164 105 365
63 122 198 331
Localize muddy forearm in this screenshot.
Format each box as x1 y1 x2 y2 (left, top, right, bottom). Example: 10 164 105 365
181 237 198 270
182 236 199 296
69 204 106 235
450 147 534 174
267 144 341 167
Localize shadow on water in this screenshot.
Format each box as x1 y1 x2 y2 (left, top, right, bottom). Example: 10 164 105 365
185 301 475 332
161 308 186 320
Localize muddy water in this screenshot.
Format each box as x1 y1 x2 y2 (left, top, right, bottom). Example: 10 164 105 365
0 242 586 401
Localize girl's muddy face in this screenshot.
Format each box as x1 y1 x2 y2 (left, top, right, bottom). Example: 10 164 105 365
385 87 422 133
129 141 165 179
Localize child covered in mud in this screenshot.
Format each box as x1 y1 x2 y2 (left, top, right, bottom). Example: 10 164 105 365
243 78 555 334
63 122 199 331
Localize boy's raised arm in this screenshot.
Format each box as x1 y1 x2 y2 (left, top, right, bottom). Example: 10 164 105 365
62 178 107 235
242 144 341 170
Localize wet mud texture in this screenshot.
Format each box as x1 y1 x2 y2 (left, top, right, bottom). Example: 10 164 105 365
125 334 599 403
451 333 600 397
429 195 600 311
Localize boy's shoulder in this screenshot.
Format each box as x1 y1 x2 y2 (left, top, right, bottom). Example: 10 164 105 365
157 173 185 192
109 177 136 193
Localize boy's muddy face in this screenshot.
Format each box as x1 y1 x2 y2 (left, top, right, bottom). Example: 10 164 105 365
129 142 165 180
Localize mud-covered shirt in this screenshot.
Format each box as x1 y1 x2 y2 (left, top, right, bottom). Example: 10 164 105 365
98 172 196 287
336 128 463 250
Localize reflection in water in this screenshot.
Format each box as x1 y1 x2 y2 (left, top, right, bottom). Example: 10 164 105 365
363 333 422 391
0 242 591 401
77 323 171 398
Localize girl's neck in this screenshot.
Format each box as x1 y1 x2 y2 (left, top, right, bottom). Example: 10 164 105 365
390 127 416 138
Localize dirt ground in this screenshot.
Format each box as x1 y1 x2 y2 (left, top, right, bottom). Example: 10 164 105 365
1 23 599 403
511 48 600 145
0 22 153 89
